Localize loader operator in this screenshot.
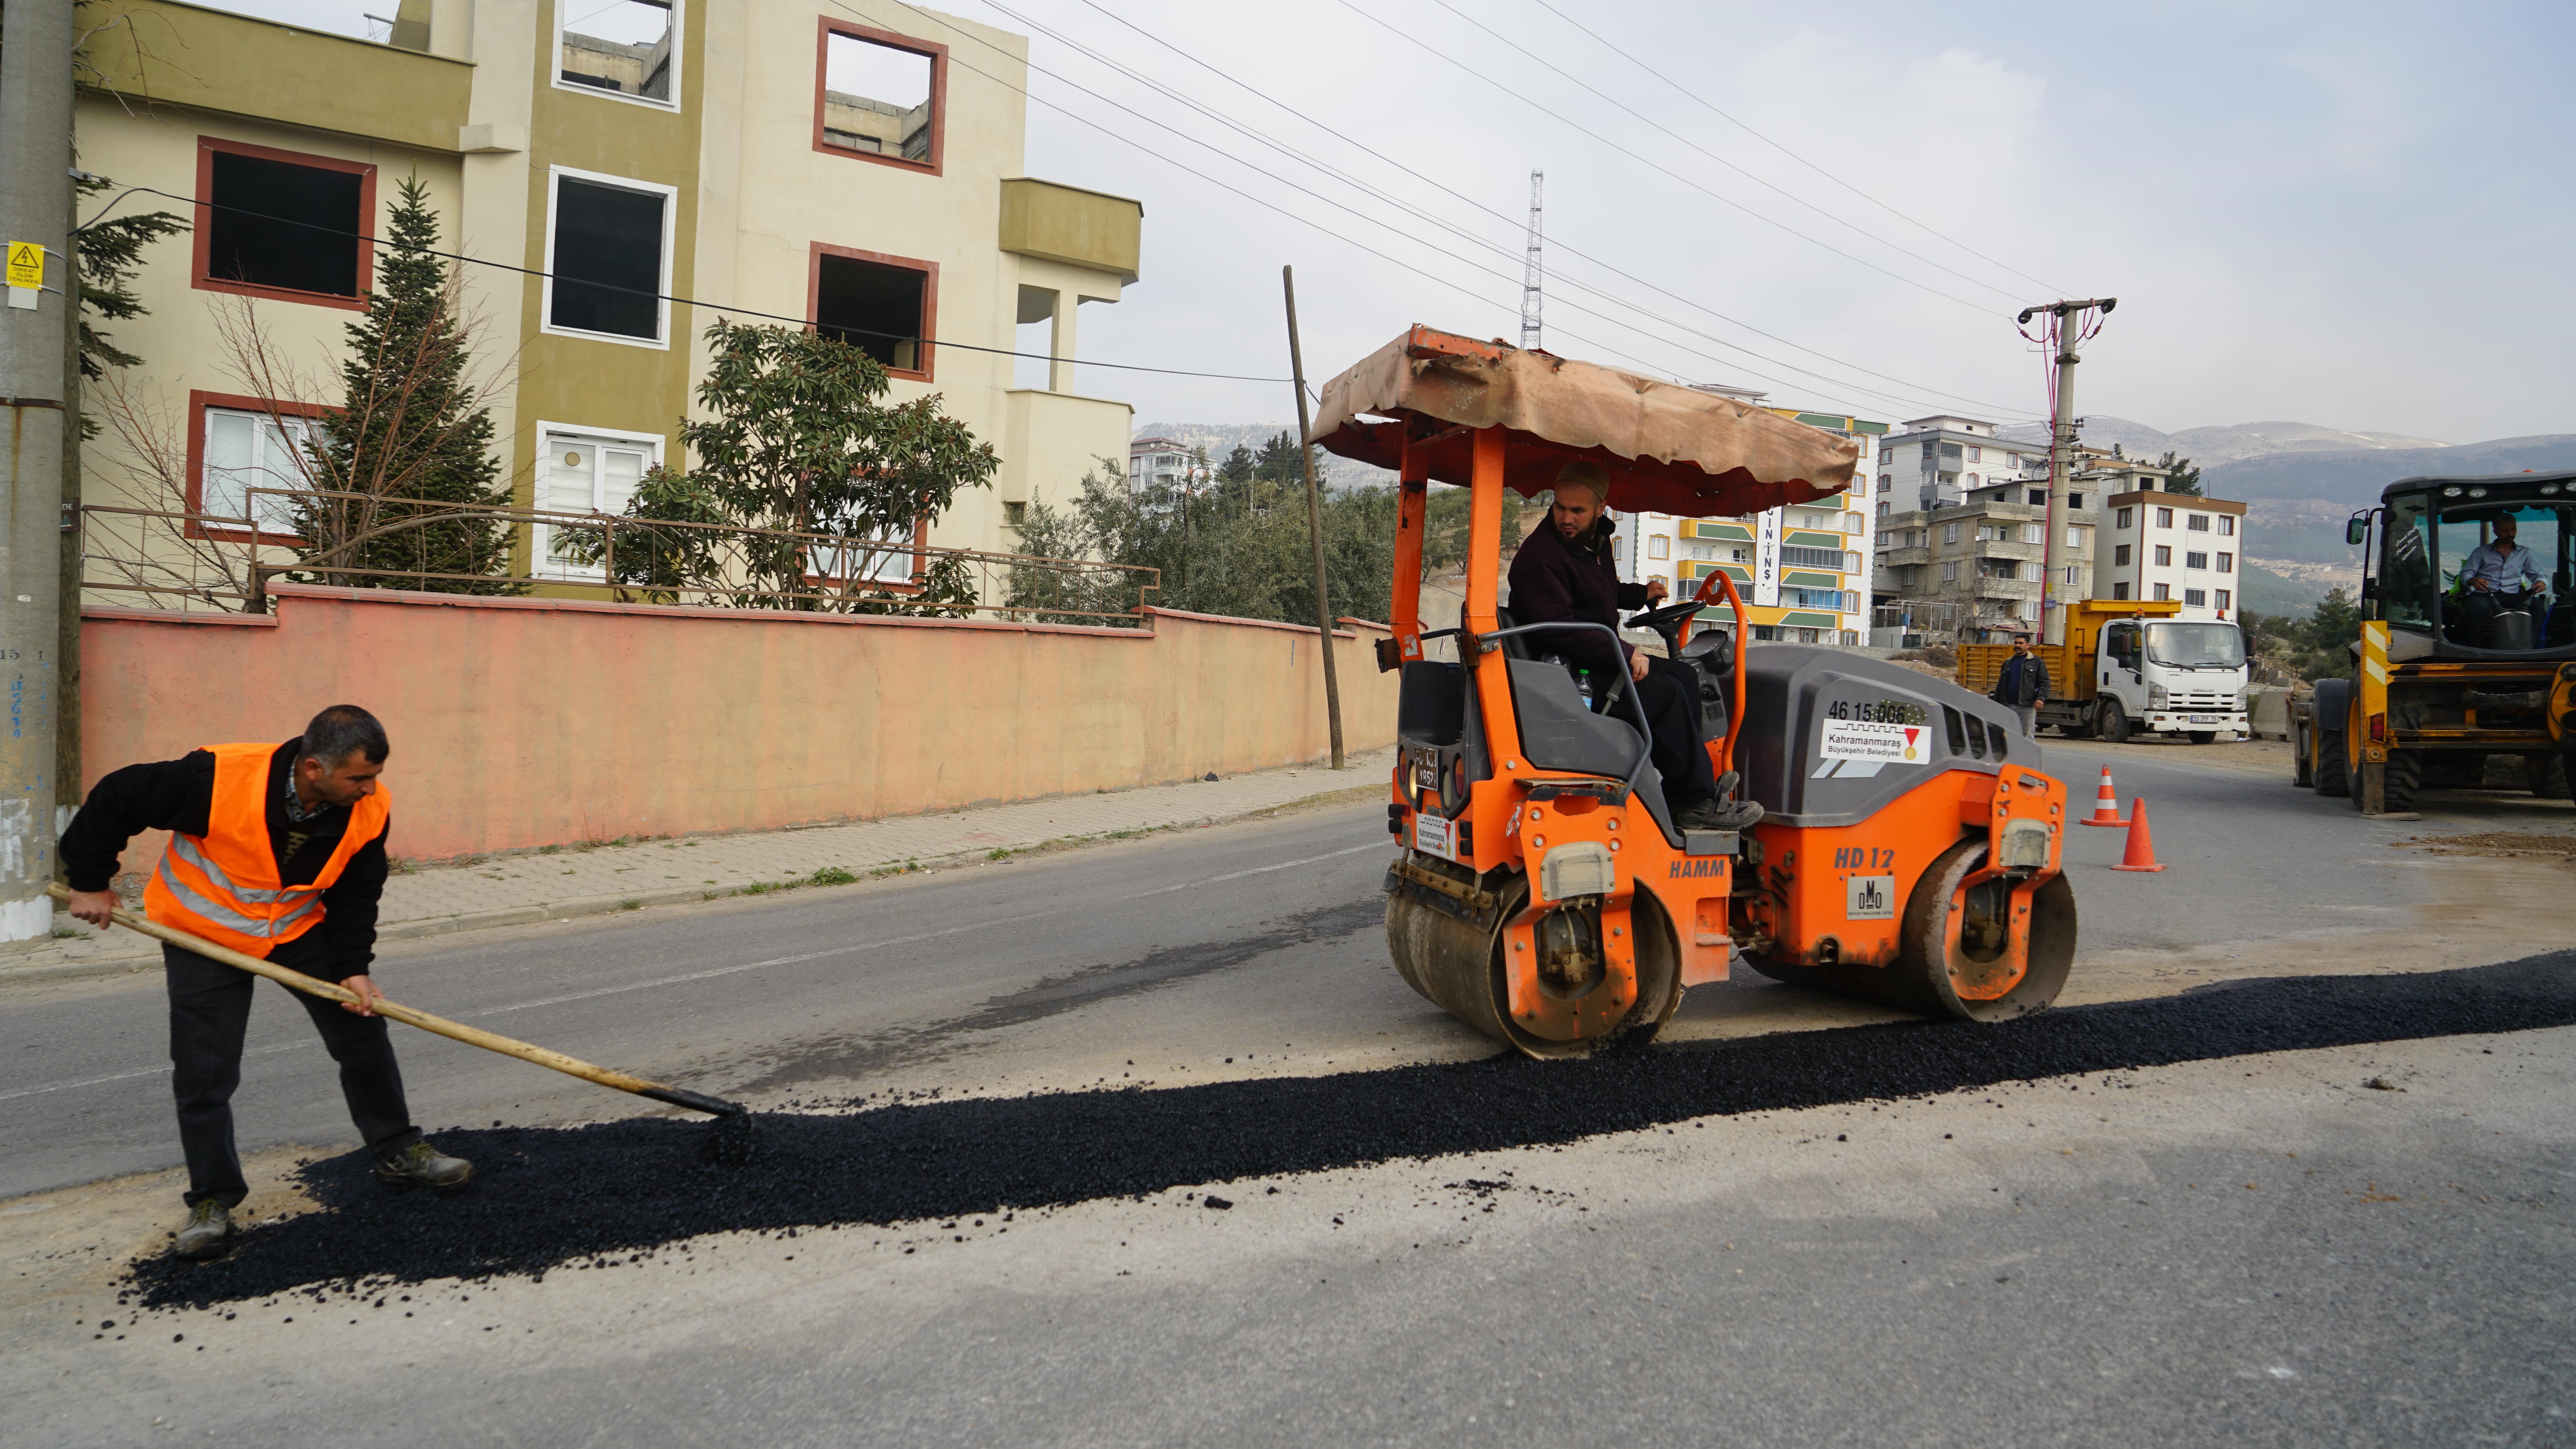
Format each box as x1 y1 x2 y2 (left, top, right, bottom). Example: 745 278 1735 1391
60 705 474 1264
1508 462 1754 831
2458 514 2547 639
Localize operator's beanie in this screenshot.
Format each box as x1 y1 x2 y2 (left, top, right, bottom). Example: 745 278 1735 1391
1553 460 1610 503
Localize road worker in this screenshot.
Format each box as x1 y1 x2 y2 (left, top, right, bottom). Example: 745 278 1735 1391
60 705 472 1262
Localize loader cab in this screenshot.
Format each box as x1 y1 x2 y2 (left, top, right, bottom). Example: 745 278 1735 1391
2357 473 2576 659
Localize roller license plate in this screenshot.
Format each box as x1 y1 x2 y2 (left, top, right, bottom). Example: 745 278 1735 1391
2188 714 2220 724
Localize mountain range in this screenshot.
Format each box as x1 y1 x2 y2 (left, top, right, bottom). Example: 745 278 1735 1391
2001 416 2453 468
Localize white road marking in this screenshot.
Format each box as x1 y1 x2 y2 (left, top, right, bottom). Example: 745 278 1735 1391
0 843 1392 1101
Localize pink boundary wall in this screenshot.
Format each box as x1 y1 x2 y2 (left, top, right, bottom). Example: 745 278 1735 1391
81 584 1396 868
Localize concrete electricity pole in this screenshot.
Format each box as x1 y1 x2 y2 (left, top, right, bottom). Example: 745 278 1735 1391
1282 265 1345 770
0 0 75 940
2018 297 2115 646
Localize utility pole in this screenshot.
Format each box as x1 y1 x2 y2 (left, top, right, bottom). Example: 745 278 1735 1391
2017 297 2116 646
1282 265 1345 770
1518 170 1544 351
0 0 75 941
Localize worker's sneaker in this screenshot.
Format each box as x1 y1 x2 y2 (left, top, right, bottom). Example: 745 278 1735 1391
374 1139 474 1189
172 1200 232 1262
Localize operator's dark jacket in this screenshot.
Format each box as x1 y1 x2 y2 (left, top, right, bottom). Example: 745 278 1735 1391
1992 652 2052 708
1507 516 1650 683
59 738 389 980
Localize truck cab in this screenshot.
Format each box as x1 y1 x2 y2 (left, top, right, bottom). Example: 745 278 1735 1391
2088 610 2250 741
1957 599 2248 743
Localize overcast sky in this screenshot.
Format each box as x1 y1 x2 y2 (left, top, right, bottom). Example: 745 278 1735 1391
207 1 2574 443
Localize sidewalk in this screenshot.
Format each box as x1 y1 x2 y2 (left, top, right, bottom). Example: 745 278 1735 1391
3 748 1396 988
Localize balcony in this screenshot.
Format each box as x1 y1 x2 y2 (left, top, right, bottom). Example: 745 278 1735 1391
1972 576 2042 601
1000 179 1143 284
1001 388 1134 506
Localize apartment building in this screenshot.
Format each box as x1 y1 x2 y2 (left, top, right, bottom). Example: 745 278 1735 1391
1872 483 2099 641
1126 436 1203 493
1870 415 2050 516
2095 483 2249 621
75 0 1140 597
1611 392 1881 645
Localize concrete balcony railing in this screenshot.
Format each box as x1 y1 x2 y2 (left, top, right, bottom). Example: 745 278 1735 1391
1002 389 1135 511
1876 545 1932 567
1973 576 2043 601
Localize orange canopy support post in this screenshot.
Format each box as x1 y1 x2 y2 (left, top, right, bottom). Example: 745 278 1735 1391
1393 430 1428 661
1464 427 1505 635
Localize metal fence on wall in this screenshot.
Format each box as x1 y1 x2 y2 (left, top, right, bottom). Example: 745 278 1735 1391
75 490 1159 625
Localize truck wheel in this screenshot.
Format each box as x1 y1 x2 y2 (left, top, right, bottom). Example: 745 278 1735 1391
2317 727 2351 797
2187 730 2218 745
2526 752 2571 800
2099 700 2131 744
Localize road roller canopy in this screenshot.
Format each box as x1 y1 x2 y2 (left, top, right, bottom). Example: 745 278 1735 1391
1307 326 1861 519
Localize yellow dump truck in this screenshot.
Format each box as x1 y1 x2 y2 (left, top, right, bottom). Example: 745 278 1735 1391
1956 599 2250 743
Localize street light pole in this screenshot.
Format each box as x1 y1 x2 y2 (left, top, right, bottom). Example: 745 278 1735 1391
2019 297 2116 647
0 0 76 940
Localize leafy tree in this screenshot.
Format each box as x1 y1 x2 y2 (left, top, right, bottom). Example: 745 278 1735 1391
581 319 997 613
293 177 515 592
2156 451 2203 496
1217 444 1255 489
70 172 189 439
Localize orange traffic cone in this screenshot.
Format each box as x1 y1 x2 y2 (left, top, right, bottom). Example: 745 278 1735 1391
2110 798 2164 872
2079 766 2127 826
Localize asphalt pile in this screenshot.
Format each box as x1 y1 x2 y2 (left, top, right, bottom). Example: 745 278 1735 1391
130 951 2576 1309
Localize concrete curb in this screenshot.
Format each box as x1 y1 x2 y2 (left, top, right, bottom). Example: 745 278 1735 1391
0 786 1384 991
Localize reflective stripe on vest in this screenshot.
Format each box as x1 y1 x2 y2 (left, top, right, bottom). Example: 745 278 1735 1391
143 741 390 960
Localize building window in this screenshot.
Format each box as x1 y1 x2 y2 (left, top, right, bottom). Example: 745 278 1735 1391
2155 507 2174 528
2153 545 2172 566
1876 500 1890 518
1647 535 1669 560
2218 516 2236 537
2067 526 2084 549
810 243 938 380
1878 474 1891 492
816 20 947 174
2187 512 2211 532
2069 494 2085 510
189 394 320 539
2113 582 2130 600
1942 561 1958 582
193 139 373 308
557 0 679 107
2153 583 2170 601
1966 446 1982 463
1943 522 1959 544
2185 551 2209 571
544 168 675 345
1940 443 1962 460
535 425 661 579
1965 473 1980 487
1844 550 1862 571
2020 523 2043 545
2216 589 2232 610
2115 506 2133 529
2216 551 2233 573
1846 512 1864 534
2184 588 2207 608
2114 543 2132 566
1003 501 1028 528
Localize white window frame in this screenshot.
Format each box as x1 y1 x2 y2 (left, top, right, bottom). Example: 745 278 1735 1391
540 166 679 350
200 404 318 533
533 420 665 581
553 0 685 112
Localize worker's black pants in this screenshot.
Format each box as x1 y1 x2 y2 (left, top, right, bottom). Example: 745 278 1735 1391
165 940 420 1208
1626 655 1718 807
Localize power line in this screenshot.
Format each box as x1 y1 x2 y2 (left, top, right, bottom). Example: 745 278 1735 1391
1319 0 2005 316
882 0 2040 420
75 185 1296 383
1421 0 2032 304
1523 0 2065 295
1050 0 2043 417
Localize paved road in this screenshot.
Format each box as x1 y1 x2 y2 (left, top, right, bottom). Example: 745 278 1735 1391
3 752 2570 1446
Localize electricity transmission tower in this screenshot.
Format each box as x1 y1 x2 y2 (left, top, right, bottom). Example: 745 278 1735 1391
1519 169 1544 351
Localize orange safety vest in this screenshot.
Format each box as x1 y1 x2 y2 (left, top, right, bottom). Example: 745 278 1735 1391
143 742 391 959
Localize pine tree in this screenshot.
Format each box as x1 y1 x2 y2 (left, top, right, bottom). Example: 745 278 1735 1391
298 175 514 592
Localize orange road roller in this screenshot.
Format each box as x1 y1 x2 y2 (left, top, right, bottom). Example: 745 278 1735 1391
1311 326 2077 1057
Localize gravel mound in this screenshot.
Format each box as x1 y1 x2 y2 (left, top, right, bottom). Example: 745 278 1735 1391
128 952 2576 1308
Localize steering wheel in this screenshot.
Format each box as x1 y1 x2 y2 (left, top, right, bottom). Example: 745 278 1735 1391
1624 600 1708 633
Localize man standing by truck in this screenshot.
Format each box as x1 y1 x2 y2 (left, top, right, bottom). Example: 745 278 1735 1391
1991 635 2051 737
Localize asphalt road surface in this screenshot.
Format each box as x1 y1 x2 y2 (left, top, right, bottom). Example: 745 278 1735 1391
4 740 2570 1447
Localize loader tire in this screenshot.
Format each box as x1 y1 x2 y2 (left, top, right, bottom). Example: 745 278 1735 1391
2526 752 2571 800
2369 749 2422 814
2317 727 2351 798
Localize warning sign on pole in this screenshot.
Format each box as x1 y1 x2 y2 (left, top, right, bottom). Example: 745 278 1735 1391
5 242 42 290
